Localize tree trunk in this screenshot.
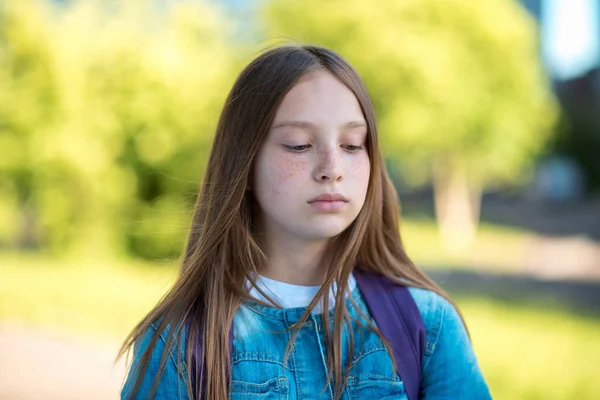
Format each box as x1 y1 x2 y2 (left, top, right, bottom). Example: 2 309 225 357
433 155 482 254
17 202 39 250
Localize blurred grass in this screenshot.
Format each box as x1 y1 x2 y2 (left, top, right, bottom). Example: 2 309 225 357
460 296 600 399
401 216 530 272
1 221 599 399
0 252 177 340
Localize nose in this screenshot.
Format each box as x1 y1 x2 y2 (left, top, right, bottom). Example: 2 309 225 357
313 147 343 182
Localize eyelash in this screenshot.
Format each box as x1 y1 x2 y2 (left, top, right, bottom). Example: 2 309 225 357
285 145 364 152
345 145 364 152
286 144 312 152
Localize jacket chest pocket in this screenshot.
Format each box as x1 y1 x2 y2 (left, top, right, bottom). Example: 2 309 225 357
346 373 407 400
345 340 408 400
231 377 289 399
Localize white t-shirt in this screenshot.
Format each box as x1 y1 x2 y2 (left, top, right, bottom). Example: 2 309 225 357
248 273 357 314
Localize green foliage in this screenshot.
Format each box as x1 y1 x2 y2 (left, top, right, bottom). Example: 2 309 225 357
0 0 236 257
262 0 559 187
0 0 560 259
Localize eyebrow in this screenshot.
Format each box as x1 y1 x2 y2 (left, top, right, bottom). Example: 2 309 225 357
270 120 367 131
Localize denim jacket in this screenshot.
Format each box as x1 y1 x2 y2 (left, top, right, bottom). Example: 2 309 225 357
122 286 492 399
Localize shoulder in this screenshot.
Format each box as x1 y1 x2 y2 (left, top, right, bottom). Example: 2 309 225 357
121 321 189 399
142 320 187 348
407 287 492 398
407 286 453 331
407 286 447 319
134 321 188 367
407 286 464 361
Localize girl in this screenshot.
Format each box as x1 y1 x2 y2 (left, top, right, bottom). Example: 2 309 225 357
119 45 492 400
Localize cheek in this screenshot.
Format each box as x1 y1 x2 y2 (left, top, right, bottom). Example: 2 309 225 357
272 155 309 186
258 153 309 197
348 156 371 187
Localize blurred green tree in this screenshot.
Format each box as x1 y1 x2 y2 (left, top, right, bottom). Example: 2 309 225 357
0 0 236 259
262 0 558 251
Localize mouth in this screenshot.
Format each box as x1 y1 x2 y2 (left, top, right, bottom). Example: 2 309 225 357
307 193 349 213
307 193 349 203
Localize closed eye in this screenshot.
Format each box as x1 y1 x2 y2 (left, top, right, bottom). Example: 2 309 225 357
344 145 364 152
285 144 312 152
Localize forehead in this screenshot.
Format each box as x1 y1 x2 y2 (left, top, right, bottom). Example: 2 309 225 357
272 70 365 124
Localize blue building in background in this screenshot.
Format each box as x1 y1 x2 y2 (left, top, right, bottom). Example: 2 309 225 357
519 0 599 80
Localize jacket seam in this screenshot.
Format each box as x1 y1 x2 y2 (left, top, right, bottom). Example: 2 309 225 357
156 325 189 382
422 294 445 371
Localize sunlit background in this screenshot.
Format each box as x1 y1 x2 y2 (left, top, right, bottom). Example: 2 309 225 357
1 0 599 399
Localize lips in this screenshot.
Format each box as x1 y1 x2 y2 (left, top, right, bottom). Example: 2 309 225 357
307 193 349 212
307 193 349 203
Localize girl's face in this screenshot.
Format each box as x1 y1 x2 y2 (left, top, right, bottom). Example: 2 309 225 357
252 70 370 245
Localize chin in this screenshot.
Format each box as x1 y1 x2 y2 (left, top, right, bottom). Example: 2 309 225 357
303 222 352 241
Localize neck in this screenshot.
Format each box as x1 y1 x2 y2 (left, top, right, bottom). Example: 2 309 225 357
261 235 329 286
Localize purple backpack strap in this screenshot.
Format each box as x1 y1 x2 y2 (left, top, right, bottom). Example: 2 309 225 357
189 320 234 398
353 269 426 400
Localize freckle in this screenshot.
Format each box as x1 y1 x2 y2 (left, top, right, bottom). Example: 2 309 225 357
277 158 307 181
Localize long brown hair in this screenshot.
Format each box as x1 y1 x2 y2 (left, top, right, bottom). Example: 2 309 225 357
118 44 461 399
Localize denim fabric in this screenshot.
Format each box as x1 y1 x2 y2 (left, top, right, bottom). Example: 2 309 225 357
121 286 492 399
121 322 189 399
408 287 492 399
231 287 404 400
